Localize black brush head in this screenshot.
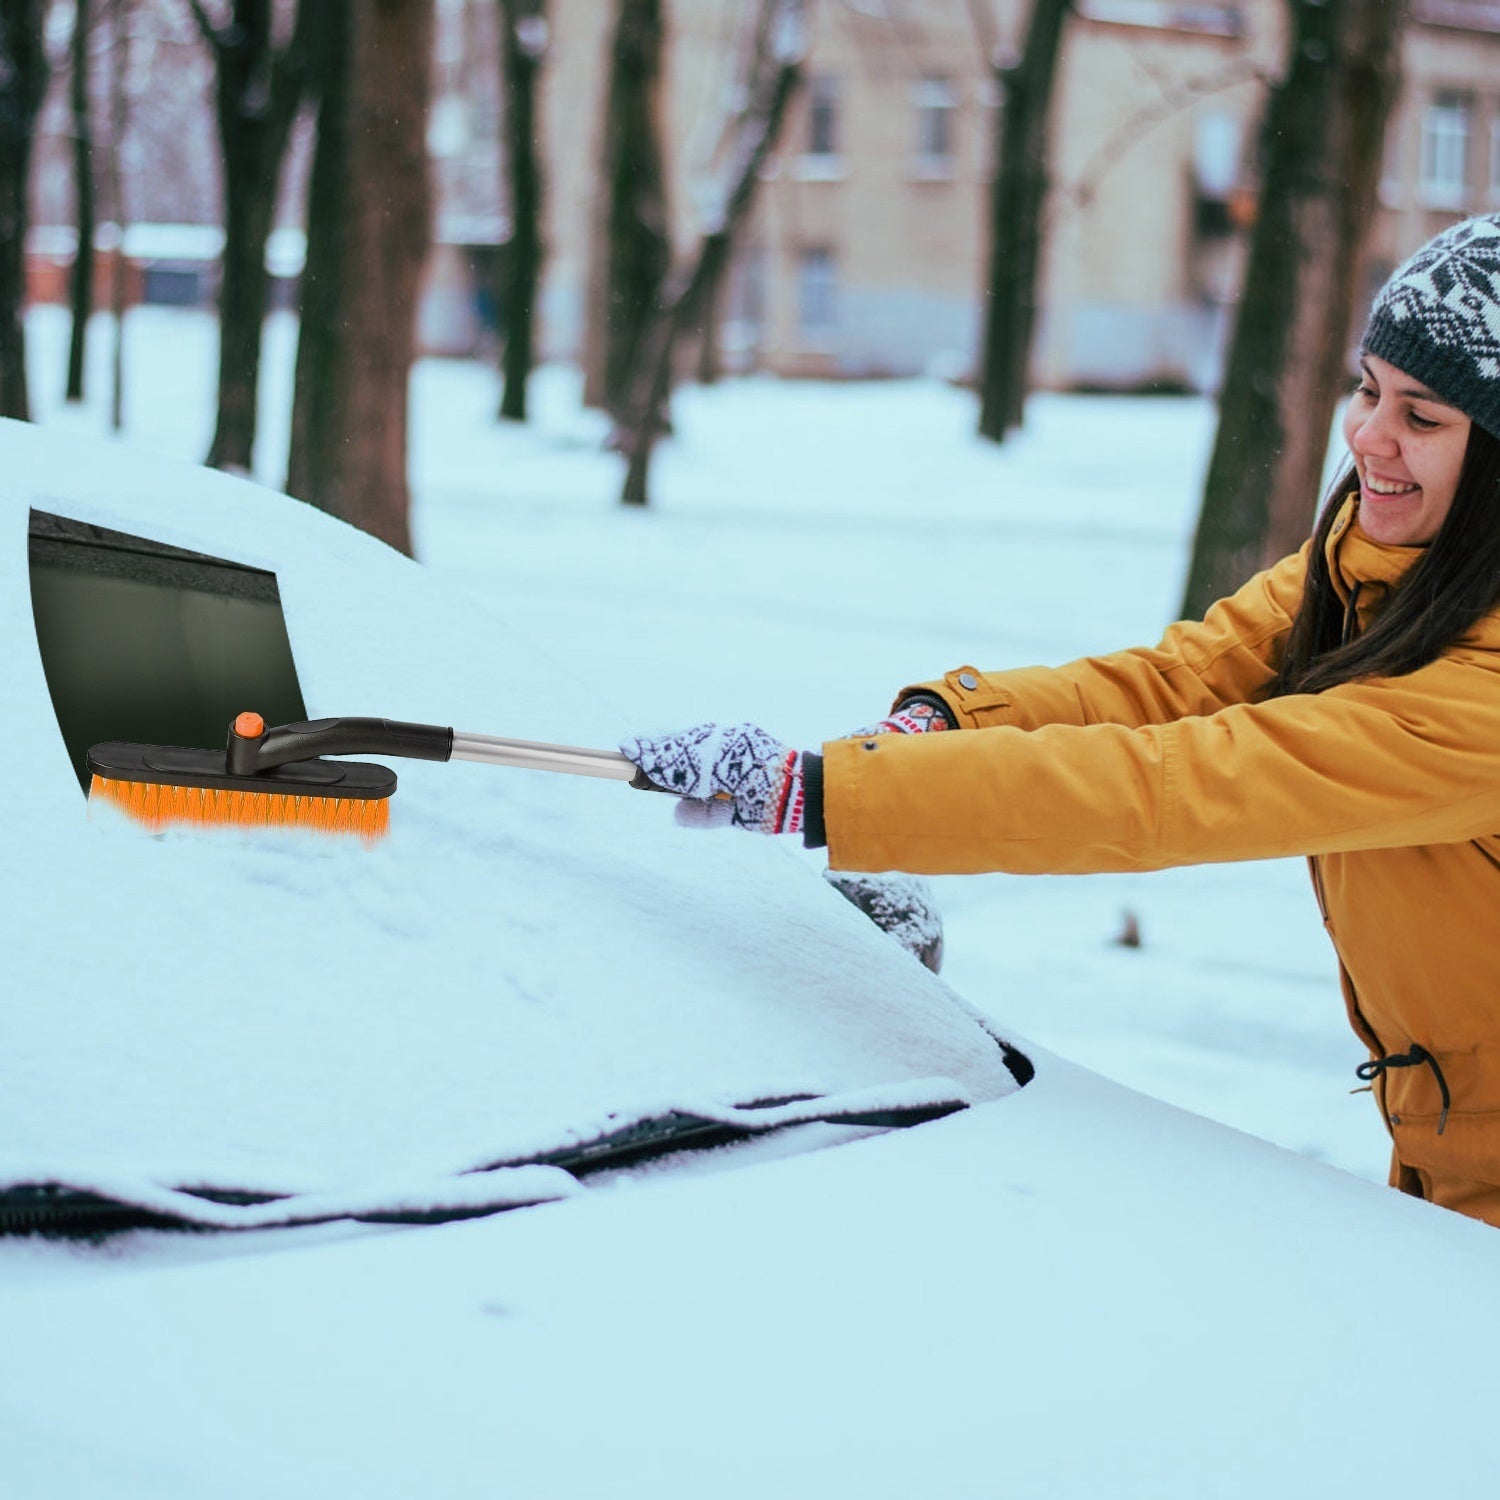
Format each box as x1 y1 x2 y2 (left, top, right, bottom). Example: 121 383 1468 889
87 742 397 800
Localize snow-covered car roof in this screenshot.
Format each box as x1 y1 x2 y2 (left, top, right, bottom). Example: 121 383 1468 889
2 418 1019 1226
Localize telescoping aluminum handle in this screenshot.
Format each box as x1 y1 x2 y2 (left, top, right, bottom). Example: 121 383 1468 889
449 730 640 782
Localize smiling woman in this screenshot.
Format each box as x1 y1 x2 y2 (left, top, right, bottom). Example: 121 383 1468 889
623 212 1500 1231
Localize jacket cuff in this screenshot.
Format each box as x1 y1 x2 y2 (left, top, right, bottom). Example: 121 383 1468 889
891 690 959 730
800 752 827 849
893 667 1010 729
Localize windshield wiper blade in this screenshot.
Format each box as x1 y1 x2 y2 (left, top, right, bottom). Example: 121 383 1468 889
0 1083 974 1238
523 1087 970 1179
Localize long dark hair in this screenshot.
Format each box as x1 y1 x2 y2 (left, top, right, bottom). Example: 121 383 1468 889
1273 421 1500 696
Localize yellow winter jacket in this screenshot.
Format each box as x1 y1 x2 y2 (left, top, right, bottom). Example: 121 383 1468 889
825 496 1500 1225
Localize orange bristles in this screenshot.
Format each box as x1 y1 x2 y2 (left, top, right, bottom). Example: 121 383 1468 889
89 775 390 844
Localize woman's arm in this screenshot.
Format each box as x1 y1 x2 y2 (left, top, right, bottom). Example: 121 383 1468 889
826 647 1500 876
896 546 1309 733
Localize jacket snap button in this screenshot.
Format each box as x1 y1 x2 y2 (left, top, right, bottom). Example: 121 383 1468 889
862 741 878 751
958 672 978 690
1389 1113 1401 1126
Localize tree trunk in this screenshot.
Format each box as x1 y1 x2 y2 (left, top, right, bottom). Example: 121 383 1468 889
288 1 352 518
696 260 723 386
1180 0 1408 619
107 0 130 430
0 0 49 421
497 0 546 422
583 0 669 421
287 0 433 555
976 0 1071 443
195 0 312 473
620 0 802 507
67 0 96 404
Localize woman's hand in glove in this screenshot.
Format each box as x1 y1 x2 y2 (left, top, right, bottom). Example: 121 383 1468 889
620 723 811 835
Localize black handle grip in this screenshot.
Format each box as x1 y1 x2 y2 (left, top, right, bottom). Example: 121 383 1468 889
629 767 679 793
227 717 455 777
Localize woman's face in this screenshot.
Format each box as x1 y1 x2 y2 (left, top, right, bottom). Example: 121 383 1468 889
1342 353 1472 546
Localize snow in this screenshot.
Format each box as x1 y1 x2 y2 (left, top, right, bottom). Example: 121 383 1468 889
4 1060 1500 1498
12 307 1377 1183
8 307 1497 1496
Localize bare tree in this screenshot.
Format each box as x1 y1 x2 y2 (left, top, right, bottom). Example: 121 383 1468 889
1180 0 1409 619
582 0 669 423
496 0 545 421
286 0 433 554
66 0 95 402
619 0 804 507
970 0 1072 443
186 0 313 472
104 0 131 430
689 1 781 389
0 0 50 420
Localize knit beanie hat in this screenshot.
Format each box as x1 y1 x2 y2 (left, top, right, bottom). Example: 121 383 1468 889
1361 213 1500 438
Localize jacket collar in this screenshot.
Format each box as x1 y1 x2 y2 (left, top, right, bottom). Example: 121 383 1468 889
1321 492 1500 652
1322 493 1424 613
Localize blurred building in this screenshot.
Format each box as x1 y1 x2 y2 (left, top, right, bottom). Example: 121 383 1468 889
538 0 1500 391
1366 1 1500 309
23 0 1500 394
541 0 1278 390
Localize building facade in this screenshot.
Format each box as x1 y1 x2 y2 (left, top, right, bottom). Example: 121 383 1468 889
24 0 1500 394
539 0 1500 392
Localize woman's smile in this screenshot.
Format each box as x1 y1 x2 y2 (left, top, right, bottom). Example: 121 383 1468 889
1363 472 1418 496
1358 465 1424 528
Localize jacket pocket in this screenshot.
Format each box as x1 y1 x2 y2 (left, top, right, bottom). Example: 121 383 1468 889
1389 1106 1500 1193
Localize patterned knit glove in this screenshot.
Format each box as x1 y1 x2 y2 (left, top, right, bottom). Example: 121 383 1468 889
621 723 810 835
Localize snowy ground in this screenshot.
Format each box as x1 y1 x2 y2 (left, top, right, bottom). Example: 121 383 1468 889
26 305 1383 1184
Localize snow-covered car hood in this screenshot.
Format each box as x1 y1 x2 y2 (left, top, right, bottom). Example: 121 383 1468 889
6 1056 1500 1498
2 420 1017 1212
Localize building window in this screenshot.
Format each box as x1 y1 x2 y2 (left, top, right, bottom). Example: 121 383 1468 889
1420 91 1471 210
795 75 844 181
806 75 839 161
913 77 958 176
797 248 837 343
1190 109 1241 235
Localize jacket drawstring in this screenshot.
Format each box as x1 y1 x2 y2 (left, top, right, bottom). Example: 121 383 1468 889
1340 581 1364 647
1355 1044 1451 1134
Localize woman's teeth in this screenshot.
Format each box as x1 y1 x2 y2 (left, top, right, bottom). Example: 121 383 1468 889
1365 475 1419 495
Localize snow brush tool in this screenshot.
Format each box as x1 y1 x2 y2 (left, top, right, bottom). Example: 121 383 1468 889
87 711 661 842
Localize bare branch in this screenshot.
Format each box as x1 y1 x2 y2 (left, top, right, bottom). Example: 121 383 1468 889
963 0 1000 69
1060 55 1268 215
620 0 803 504
183 0 224 53
279 0 316 78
